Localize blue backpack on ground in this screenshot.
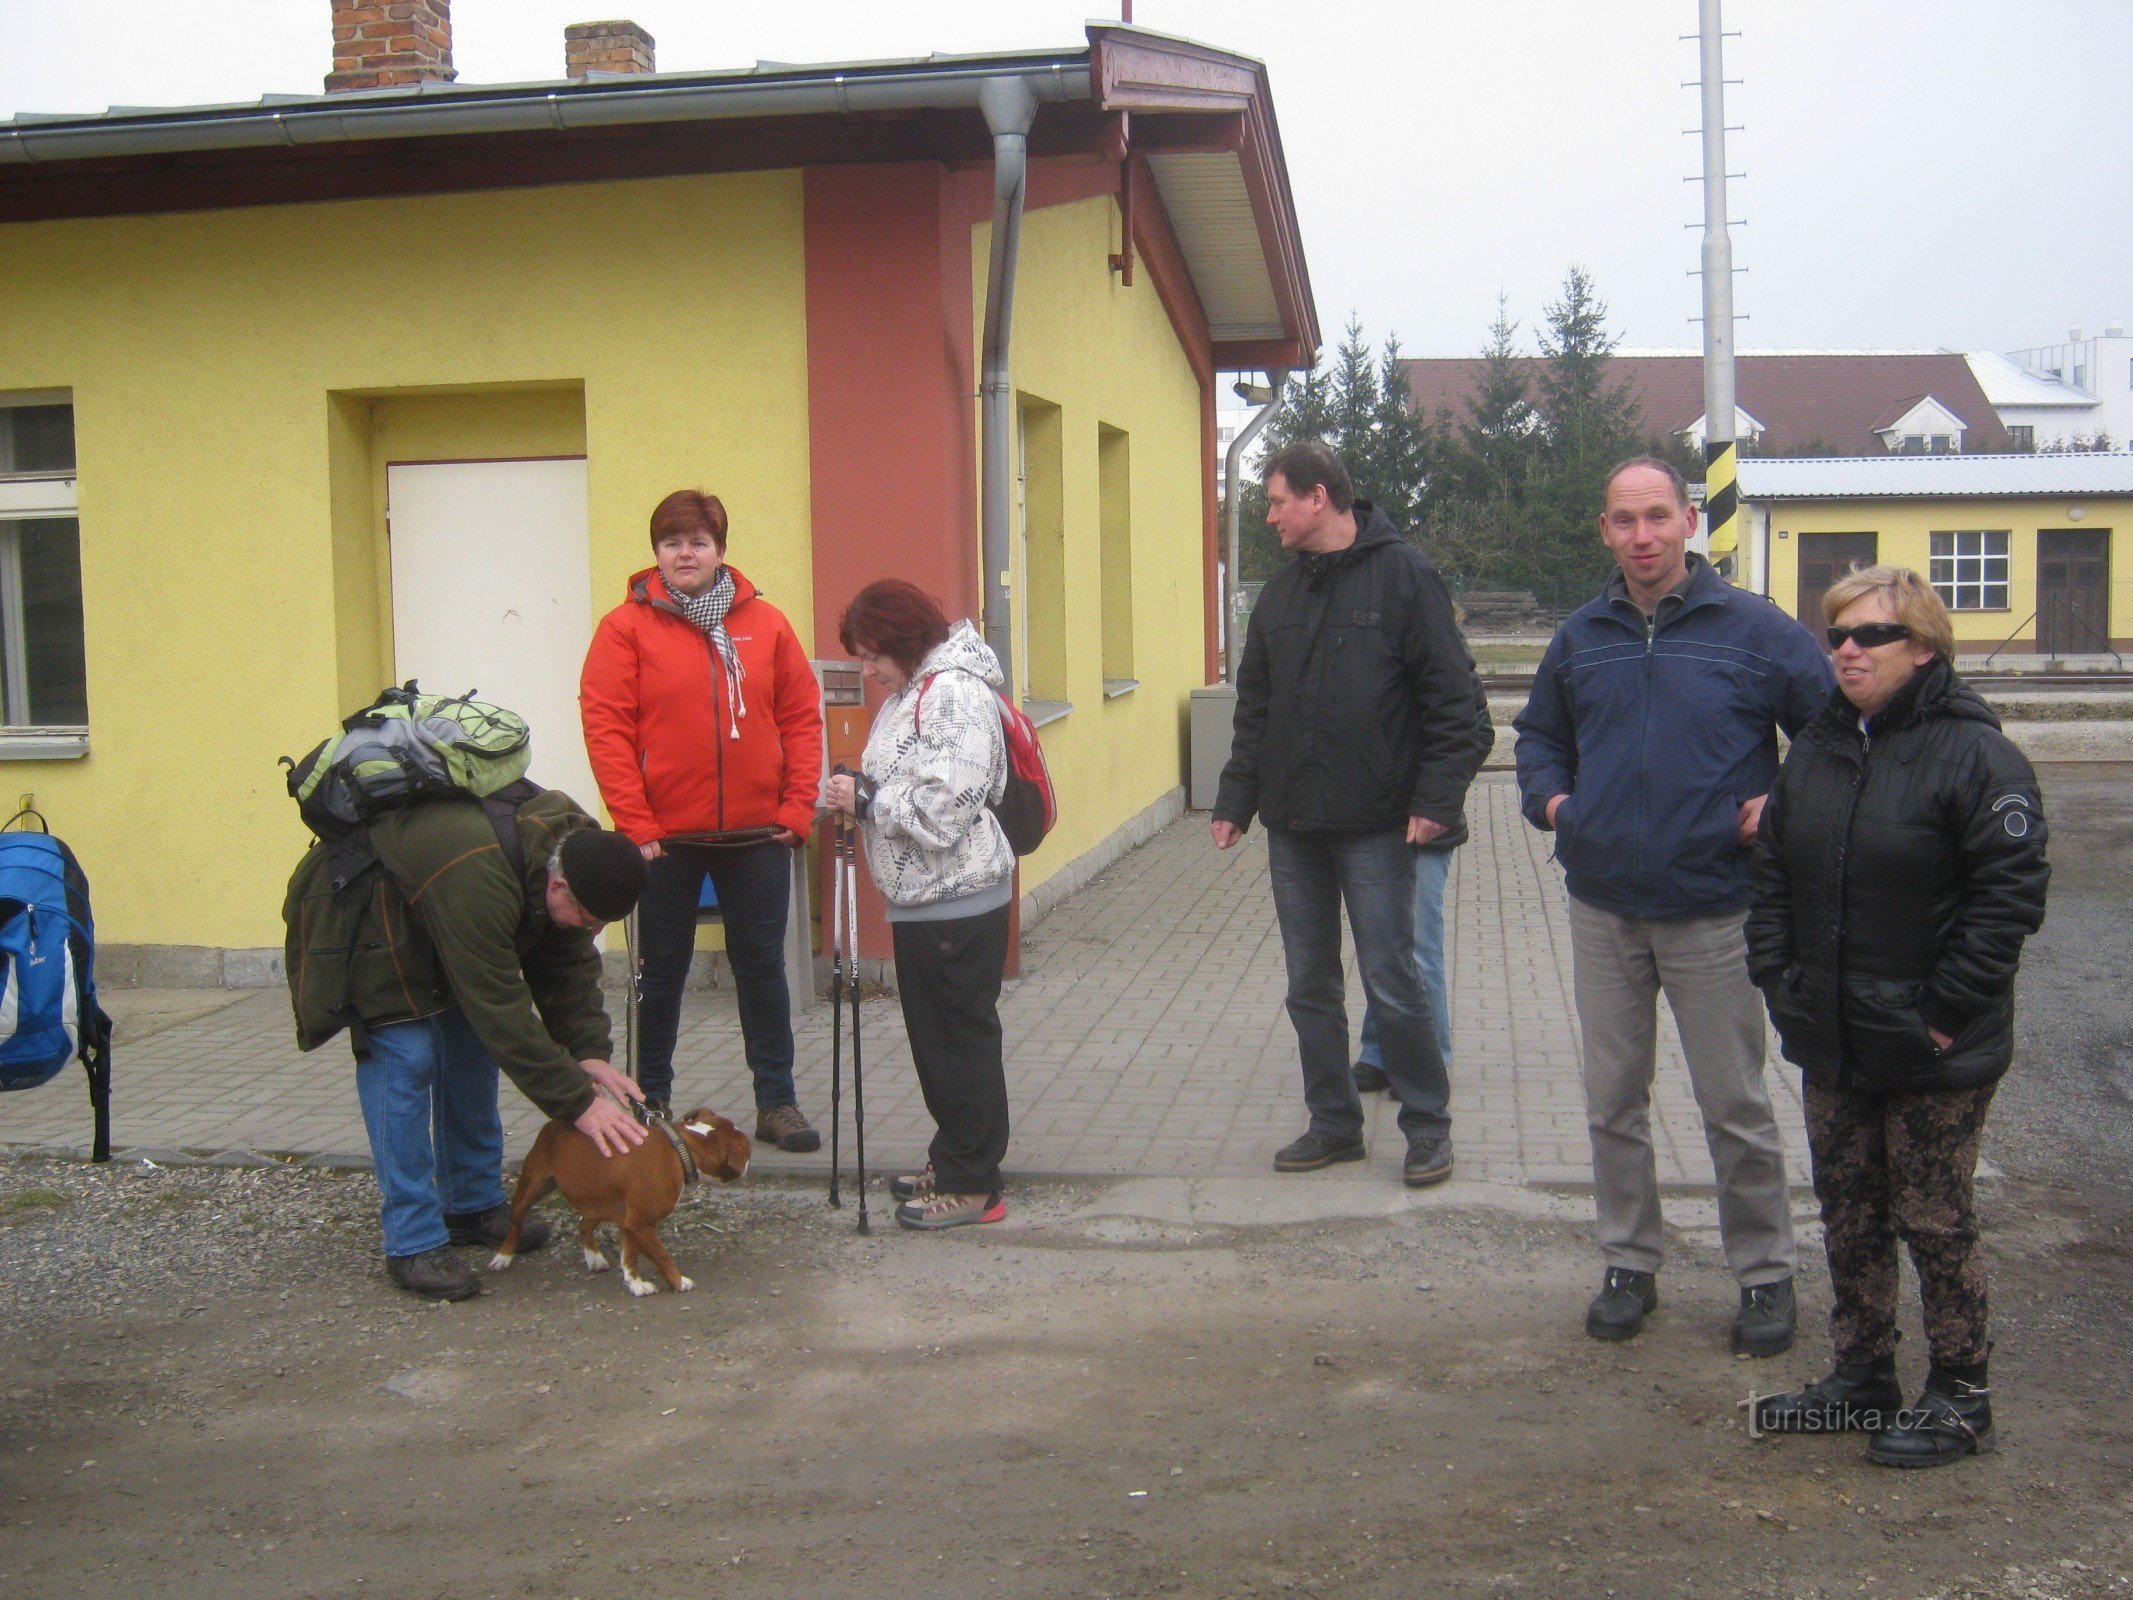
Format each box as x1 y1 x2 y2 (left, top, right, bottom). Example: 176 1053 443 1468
0 813 113 1161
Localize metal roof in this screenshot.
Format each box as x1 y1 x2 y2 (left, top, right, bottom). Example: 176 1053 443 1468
1964 350 2099 409
1737 453 2133 501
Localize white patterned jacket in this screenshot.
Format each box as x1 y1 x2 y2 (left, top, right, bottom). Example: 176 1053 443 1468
857 621 1013 908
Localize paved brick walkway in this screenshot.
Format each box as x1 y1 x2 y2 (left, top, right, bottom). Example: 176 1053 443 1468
2 775 1809 1193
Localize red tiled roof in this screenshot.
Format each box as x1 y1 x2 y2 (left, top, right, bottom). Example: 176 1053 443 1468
1401 353 2013 456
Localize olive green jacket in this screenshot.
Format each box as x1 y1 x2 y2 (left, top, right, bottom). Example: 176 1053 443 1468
284 790 611 1121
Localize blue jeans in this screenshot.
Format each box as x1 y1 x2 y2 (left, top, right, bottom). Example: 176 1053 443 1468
635 840 796 1110
1357 847 1454 1067
354 1007 507 1259
1265 827 1451 1144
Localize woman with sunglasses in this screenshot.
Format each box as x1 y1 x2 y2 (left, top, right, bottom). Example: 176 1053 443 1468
1746 566 2049 1468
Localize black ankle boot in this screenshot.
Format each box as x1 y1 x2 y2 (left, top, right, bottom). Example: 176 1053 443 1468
1867 1354 1994 1468
1753 1352 1902 1435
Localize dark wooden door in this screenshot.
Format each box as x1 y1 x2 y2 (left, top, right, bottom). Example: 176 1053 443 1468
2037 529 2109 656
1796 532 1878 629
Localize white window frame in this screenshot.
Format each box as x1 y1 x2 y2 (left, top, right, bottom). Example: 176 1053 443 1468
0 399 89 758
1929 529 2011 613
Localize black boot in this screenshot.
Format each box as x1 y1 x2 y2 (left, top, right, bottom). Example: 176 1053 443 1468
1753 1352 1901 1436
1867 1354 1994 1468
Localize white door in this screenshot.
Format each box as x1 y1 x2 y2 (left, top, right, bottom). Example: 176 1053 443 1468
386 459 600 817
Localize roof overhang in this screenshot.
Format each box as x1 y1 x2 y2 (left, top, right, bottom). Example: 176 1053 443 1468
0 24 1317 371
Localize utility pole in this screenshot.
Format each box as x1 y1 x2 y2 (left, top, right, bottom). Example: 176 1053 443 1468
1697 0 1741 571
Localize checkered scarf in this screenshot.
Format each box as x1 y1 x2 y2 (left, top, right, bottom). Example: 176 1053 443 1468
675 567 746 736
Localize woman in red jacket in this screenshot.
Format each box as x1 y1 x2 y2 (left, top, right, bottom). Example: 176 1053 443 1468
580 490 825 1150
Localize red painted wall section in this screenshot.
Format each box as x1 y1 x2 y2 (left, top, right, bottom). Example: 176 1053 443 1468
805 162 977 960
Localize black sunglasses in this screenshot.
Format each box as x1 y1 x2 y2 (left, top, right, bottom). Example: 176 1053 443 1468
1827 622 1911 649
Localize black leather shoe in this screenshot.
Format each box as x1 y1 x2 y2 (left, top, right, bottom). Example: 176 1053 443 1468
1585 1267 1658 1341
1402 1134 1454 1187
1868 1366 1995 1468
1273 1130 1367 1172
1352 1059 1390 1094
1732 1278 1797 1358
387 1246 481 1302
1753 1354 1902 1435
446 1204 550 1254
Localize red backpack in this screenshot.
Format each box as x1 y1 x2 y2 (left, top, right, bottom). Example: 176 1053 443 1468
913 673 1057 856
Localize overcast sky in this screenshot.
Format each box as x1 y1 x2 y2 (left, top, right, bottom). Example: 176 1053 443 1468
3 0 2126 364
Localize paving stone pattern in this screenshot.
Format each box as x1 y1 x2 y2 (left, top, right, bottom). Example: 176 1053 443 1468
3 776 1808 1195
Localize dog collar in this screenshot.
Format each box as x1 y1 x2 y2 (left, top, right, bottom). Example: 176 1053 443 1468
650 1114 700 1186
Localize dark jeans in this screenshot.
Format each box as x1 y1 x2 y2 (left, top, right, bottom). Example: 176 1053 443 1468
635 840 795 1110
1265 826 1450 1144
1804 1079 1995 1369
891 904 1011 1196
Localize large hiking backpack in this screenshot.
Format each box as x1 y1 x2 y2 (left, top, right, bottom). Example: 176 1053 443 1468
0 815 113 1162
913 672 1057 856
282 684 542 1058
282 682 533 839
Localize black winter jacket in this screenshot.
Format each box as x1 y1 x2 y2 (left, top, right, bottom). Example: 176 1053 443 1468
1214 503 1491 839
1745 659 2050 1094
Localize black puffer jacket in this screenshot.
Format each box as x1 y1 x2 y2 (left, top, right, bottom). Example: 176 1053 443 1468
1746 659 2050 1094
1214 502 1491 838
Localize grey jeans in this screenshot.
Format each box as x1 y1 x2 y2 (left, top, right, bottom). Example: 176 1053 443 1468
1566 896 1797 1284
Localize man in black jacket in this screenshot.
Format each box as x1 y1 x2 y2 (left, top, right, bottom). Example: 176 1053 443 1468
1213 442 1490 1185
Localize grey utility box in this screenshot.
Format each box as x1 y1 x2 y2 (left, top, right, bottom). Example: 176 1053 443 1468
1188 683 1238 811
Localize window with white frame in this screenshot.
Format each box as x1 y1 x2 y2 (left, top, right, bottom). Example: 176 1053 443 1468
0 398 89 752
1929 530 2010 612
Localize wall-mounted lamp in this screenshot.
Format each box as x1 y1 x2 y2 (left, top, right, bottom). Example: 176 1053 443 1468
2067 505 2086 521
1777 529 1789 540
1233 379 1277 405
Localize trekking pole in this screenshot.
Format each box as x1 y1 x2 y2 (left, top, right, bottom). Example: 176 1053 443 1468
622 906 640 1087
846 821 870 1235
827 814 846 1210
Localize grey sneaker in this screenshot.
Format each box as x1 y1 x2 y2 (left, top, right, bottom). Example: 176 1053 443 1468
756 1103 822 1154
895 1191 1005 1230
1732 1279 1798 1358
446 1204 549 1253
1585 1266 1658 1341
890 1163 936 1203
1402 1134 1454 1187
387 1246 481 1302
1273 1130 1368 1172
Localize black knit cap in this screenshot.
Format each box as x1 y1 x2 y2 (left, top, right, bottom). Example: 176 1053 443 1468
557 827 648 923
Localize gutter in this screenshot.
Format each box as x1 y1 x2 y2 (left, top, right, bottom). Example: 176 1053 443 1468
1222 368 1288 681
0 58 1089 164
977 77 1038 701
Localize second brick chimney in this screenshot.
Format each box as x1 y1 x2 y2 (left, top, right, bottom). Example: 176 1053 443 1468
327 1 457 94
565 20 657 78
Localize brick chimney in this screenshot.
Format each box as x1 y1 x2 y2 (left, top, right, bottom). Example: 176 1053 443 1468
565 20 657 78
326 1 457 94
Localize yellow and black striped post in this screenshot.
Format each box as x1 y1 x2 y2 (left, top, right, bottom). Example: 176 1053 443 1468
1703 438 1739 569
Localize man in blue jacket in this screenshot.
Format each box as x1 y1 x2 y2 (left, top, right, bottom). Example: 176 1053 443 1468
1214 442 1490 1187
1515 457 1831 1355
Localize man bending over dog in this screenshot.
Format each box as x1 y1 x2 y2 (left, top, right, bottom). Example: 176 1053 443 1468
286 789 652 1301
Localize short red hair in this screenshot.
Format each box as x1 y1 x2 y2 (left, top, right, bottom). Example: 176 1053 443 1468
839 580 949 676
649 489 728 552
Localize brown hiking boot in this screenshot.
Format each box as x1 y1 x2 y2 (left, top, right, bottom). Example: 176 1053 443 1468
755 1103 822 1153
387 1246 480 1302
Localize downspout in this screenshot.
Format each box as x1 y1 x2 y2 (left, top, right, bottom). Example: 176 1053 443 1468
978 75 1038 701
1223 368 1290 681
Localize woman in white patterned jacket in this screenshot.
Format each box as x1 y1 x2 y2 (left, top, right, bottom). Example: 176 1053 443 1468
824 580 1014 1230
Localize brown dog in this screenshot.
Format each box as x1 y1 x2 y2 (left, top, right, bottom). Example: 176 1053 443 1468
488 1107 751 1296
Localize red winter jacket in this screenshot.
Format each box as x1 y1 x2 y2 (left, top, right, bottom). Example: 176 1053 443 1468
580 566 824 845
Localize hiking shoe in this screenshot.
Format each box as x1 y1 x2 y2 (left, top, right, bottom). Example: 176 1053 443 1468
1273 1130 1368 1173
1585 1266 1658 1342
895 1190 1005 1231
1402 1134 1454 1187
1867 1371 1995 1468
1352 1058 1390 1094
1732 1279 1798 1358
445 1205 549 1254
1753 1354 1902 1436
890 1163 936 1203
387 1246 481 1302
756 1104 822 1154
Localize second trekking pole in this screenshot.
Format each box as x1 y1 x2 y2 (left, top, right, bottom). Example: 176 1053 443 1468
844 812 870 1234
827 815 846 1210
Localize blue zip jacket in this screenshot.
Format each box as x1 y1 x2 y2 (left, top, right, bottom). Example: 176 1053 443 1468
1513 554 1833 921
